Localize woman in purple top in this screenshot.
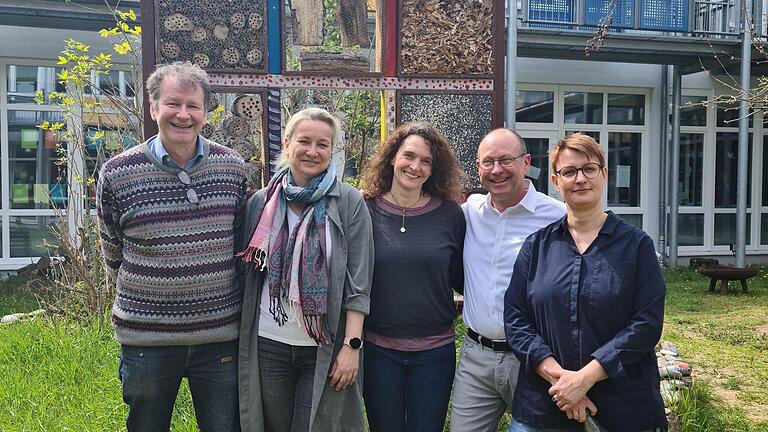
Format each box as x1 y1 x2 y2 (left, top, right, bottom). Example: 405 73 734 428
360 122 466 432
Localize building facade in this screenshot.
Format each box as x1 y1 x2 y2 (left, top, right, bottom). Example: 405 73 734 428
0 0 765 269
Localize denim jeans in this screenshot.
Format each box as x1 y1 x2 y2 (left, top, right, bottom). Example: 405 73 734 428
508 419 667 432
118 340 239 432
257 336 318 432
363 341 455 432
508 420 574 432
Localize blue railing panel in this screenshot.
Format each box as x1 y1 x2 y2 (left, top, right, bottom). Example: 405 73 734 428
528 0 574 29
640 0 689 31
528 0 574 23
584 0 635 28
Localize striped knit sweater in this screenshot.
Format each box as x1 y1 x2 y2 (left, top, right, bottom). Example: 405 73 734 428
96 137 247 346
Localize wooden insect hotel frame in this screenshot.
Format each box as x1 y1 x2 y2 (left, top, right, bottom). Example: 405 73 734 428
140 0 506 185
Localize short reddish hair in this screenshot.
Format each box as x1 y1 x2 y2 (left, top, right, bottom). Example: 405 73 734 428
549 133 605 172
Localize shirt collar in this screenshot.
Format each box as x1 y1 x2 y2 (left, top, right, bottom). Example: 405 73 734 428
554 210 620 235
482 180 539 215
150 135 204 170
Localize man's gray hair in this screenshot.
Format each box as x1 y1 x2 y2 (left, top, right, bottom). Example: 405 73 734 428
146 61 211 108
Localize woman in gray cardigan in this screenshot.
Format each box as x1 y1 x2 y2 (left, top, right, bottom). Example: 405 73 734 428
237 107 374 432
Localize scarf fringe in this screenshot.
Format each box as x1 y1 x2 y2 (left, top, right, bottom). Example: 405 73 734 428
236 246 268 271
269 295 288 326
304 315 329 345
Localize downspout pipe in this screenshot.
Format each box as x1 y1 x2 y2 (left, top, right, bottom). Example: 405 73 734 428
669 65 682 269
736 0 752 267
659 66 669 265
505 0 517 128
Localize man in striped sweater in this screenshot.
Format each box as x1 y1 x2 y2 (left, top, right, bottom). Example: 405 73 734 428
96 62 247 431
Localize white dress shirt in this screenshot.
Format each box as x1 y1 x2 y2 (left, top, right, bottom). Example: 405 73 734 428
461 181 566 340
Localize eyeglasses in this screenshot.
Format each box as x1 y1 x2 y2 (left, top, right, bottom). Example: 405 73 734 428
555 163 603 180
477 153 527 170
177 170 199 204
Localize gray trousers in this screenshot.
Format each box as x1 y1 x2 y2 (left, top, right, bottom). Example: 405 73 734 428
450 336 521 432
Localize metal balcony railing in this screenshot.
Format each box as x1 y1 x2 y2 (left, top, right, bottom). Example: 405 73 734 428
520 0 743 38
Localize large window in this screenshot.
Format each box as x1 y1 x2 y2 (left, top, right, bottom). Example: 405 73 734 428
679 133 703 206
560 90 646 223
526 137 550 193
714 213 751 246
607 93 644 125
678 96 707 251
564 92 602 124
7 110 67 210
681 96 707 126
517 85 768 256
717 102 753 127
715 132 752 208
763 137 768 245
10 216 58 258
6 65 64 104
607 132 641 207
516 91 554 123
678 214 705 246
1 63 73 264
94 70 136 98
764 136 768 208
762 214 768 246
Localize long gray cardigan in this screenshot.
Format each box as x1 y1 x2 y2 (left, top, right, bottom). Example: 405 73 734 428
238 180 374 432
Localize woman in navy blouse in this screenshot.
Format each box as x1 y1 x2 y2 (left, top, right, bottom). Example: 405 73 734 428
504 133 667 432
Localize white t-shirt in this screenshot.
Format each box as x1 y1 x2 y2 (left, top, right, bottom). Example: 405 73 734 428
258 208 332 346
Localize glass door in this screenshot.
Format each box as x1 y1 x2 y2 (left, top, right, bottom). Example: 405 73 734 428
519 131 560 198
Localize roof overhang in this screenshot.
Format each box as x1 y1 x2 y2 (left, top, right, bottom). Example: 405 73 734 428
0 2 139 32
516 28 753 75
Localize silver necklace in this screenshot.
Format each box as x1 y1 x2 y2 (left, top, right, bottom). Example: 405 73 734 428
388 192 422 233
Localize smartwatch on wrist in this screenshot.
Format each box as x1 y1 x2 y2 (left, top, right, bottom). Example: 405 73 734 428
343 337 362 349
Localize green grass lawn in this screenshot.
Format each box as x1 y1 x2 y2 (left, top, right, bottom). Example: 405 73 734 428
0 289 197 432
662 267 768 431
1 268 767 431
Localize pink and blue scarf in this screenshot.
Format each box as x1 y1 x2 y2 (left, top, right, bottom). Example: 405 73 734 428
238 164 336 344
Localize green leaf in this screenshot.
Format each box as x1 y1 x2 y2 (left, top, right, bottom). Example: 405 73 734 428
113 42 132 55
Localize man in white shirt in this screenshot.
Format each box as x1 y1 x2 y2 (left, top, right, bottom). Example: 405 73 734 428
451 128 566 432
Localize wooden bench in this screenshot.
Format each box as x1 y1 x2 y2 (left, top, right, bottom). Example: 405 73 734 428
698 267 757 294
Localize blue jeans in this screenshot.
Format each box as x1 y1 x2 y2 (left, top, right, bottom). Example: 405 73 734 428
363 341 455 432
257 336 318 432
508 420 573 432
119 340 239 432
508 419 667 432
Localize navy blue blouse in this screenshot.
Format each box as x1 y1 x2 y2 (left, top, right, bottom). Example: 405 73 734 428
504 212 666 431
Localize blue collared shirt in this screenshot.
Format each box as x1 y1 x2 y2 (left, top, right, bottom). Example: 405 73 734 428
504 211 667 431
148 135 205 171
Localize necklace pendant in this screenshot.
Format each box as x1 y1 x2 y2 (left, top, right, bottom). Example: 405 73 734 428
400 226 406 233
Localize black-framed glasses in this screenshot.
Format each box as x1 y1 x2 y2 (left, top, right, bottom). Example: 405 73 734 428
477 153 527 170
555 163 603 180
177 170 199 204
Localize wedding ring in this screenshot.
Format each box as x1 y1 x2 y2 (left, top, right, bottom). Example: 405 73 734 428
551 395 558 402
